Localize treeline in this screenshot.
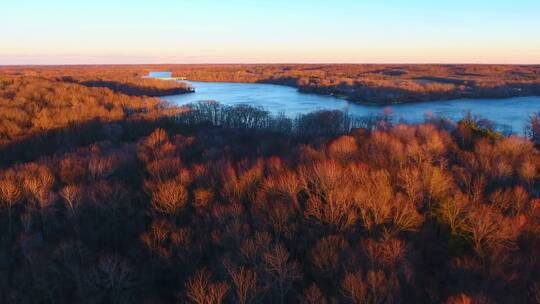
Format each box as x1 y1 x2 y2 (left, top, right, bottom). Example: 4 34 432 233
72 77 193 97
180 101 361 136
1 65 193 97
4 64 539 103
166 64 540 103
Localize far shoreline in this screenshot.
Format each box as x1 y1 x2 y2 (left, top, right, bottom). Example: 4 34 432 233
166 78 540 106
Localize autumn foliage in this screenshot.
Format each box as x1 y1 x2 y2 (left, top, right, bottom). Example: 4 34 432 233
165 64 540 103
0 68 539 303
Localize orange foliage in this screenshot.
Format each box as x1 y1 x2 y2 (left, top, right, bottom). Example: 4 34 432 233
1 67 539 303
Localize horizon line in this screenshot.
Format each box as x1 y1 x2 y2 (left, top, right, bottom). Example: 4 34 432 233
2 62 540 67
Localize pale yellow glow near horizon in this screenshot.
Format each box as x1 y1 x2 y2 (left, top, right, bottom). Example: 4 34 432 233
3 0 540 65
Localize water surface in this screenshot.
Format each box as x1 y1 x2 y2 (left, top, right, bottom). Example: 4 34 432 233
147 71 173 78
152 75 540 134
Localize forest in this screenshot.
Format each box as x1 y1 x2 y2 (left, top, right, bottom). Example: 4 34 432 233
166 64 540 103
3 64 540 104
1 66 540 303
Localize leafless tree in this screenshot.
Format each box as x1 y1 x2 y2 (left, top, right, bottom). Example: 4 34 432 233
525 112 540 146
309 235 349 279
227 265 260 304
60 184 83 216
0 178 22 232
300 284 327 304
465 205 518 258
263 244 301 304
151 180 188 215
342 272 367 304
185 268 229 304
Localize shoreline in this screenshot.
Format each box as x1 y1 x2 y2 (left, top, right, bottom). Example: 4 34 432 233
173 78 540 106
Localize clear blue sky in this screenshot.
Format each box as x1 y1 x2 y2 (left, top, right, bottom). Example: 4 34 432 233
2 0 539 64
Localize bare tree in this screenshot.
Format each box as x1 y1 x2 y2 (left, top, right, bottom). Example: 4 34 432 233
140 219 174 259
227 266 260 304
342 272 367 304
60 184 82 216
300 284 327 304
89 254 136 304
21 164 55 201
465 205 518 258
0 178 22 233
302 161 358 231
309 235 349 280
390 194 423 234
263 244 301 304
436 193 469 236
354 170 394 232
525 112 540 146
185 268 229 304
151 180 188 215
341 270 396 304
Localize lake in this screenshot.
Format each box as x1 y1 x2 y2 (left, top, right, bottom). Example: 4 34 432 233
149 73 540 134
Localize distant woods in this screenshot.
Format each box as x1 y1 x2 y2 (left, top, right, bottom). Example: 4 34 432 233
166 64 540 103
72 77 193 97
0 70 191 148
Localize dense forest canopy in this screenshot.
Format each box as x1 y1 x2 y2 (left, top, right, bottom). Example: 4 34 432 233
0 66 540 303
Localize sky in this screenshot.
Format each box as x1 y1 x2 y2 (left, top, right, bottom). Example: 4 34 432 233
2 0 540 65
